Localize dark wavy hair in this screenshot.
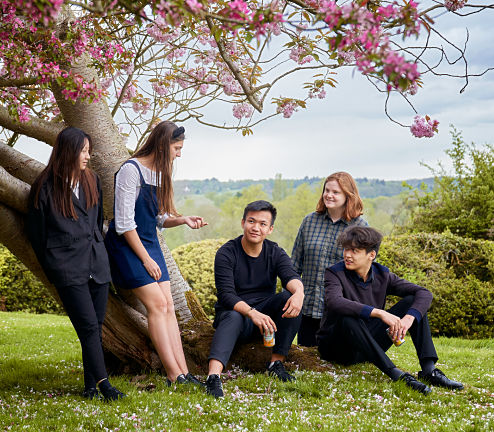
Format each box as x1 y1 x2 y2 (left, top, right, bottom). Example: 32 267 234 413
30 127 98 219
338 226 383 255
133 121 185 216
316 172 364 221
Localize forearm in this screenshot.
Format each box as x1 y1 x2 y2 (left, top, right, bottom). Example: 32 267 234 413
122 229 151 263
162 216 185 228
286 279 304 297
233 300 255 317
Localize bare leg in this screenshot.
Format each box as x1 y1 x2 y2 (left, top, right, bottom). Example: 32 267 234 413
158 281 188 375
133 282 184 381
208 359 224 376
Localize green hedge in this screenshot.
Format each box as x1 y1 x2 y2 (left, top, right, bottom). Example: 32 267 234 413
173 233 493 338
0 245 64 314
172 238 228 319
379 232 493 338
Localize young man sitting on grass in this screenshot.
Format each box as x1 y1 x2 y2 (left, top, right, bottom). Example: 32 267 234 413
205 200 305 398
317 226 463 395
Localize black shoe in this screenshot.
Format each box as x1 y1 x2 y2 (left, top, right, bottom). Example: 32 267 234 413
99 385 127 402
398 372 431 395
266 360 295 382
82 388 100 400
166 373 188 387
418 368 464 390
205 374 224 398
185 373 206 387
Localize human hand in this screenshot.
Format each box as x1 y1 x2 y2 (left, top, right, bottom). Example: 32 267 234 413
248 309 277 335
143 257 161 281
377 310 403 340
282 292 304 318
397 314 415 341
184 216 208 229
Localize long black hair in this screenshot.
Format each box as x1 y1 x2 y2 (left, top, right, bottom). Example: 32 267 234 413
30 127 99 219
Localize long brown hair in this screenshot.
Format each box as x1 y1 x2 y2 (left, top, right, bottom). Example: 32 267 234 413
133 120 184 216
316 172 363 221
31 127 99 219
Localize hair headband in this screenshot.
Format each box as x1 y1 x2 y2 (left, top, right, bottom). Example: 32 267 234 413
172 126 185 139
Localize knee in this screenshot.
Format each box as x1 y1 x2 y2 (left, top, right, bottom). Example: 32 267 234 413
222 310 244 326
146 297 170 316
76 320 100 342
401 295 414 308
339 316 362 332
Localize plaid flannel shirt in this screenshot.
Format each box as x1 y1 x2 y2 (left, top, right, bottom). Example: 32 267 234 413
291 212 368 319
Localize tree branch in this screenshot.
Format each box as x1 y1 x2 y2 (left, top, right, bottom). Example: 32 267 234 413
0 166 30 214
0 77 39 88
205 16 263 113
0 105 63 146
0 141 45 185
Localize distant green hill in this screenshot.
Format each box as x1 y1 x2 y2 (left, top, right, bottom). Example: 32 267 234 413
173 177 434 199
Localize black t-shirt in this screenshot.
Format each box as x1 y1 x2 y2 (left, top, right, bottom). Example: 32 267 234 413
214 236 301 312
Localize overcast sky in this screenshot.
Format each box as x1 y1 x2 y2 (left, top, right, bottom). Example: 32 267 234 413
15 4 494 181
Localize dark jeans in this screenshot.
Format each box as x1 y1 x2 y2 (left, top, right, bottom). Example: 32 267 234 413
297 315 321 347
56 280 109 389
318 296 438 377
209 291 302 368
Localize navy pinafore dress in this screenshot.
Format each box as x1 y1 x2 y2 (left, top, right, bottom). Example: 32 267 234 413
105 160 170 289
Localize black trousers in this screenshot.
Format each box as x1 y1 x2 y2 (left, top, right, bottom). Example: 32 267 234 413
318 296 438 377
56 280 109 389
208 291 302 368
297 315 321 347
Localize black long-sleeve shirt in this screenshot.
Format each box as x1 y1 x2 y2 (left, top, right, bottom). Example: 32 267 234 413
317 261 433 340
214 236 301 312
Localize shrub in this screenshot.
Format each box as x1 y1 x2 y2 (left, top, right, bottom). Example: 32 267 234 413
379 233 494 338
0 245 64 314
172 238 228 319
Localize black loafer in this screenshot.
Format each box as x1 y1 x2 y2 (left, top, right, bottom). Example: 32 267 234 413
185 373 206 387
205 374 224 398
398 372 432 395
99 386 127 402
418 368 464 390
82 388 101 400
166 373 188 387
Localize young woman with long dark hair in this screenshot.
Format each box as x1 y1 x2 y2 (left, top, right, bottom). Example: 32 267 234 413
28 127 125 401
104 121 207 385
291 172 368 347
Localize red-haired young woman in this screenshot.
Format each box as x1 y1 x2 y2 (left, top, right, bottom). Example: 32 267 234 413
291 172 368 347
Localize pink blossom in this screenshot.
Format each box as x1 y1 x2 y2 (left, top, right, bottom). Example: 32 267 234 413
232 102 253 119
276 100 298 118
185 0 203 14
444 0 466 11
410 115 439 138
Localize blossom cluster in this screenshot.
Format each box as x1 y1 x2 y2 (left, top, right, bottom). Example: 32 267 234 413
315 1 422 92
0 3 127 121
276 100 299 119
232 102 254 119
410 115 439 138
444 0 467 12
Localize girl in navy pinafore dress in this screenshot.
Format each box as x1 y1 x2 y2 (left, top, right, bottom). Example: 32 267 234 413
105 121 207 386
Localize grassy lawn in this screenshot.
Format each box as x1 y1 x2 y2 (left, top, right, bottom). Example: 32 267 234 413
0 312 493 431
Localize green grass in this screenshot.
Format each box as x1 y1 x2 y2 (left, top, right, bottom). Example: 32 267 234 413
0 312 493 431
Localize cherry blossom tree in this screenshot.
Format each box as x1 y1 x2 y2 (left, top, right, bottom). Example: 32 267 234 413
0 0 492 372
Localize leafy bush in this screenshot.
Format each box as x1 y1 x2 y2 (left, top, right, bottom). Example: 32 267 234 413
379 233 494 338
0 245 63 314
172 238 228 319
404 127 494 240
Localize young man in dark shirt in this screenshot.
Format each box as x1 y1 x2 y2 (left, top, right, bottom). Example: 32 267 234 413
206 200 304 398
317 226 463 395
